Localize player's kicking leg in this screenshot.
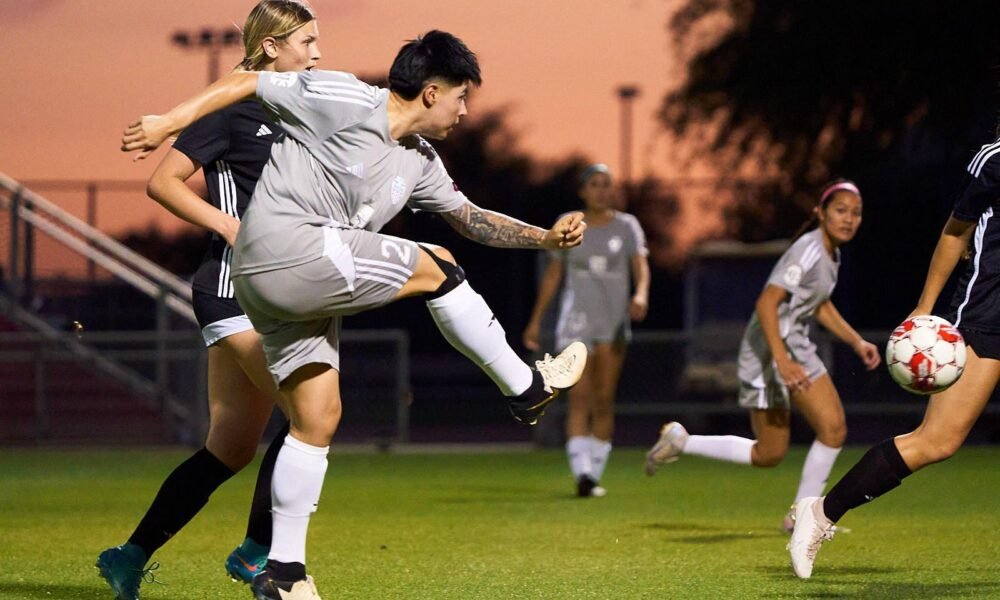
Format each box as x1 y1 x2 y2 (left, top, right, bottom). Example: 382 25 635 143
402 243 587 424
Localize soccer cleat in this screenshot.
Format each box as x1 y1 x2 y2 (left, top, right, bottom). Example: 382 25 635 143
95 543 158 600
224 538 269 584
575 475 606 498
644 422 689 476
251 571 322 600
787 496 836 579
508 342 588 425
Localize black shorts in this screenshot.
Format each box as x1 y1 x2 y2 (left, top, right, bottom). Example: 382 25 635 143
192 290 254 347
958 327 1000 361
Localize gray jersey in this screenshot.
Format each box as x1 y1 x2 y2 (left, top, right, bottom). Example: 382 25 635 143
550 211 647 348
737 228 839 407
231 70 468 277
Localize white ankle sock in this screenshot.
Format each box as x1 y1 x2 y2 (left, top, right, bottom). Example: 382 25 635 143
566 436 592 478
269 435 329 565
793 440 842 503
683 435 753 464
426 281 533 396
589 436 612 482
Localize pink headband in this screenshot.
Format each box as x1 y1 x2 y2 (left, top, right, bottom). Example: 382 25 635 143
819 181 861 206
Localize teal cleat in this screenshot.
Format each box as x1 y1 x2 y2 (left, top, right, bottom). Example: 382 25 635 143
225 538 269 584
95 543 158 600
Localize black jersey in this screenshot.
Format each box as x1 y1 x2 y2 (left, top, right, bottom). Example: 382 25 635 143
945 139 1000 332
172 100 283 298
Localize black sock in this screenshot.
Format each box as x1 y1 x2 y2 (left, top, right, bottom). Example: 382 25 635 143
515 370 546 400
823 438 912 523
245 420 290 546
267 559 306 582
127 447 236 558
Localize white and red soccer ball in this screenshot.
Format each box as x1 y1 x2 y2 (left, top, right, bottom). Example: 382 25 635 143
885 315 966 395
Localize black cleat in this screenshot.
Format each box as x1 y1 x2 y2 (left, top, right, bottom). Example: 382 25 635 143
251 570 322 600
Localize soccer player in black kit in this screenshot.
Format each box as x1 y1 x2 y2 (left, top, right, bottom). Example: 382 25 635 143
96 2 320 599
789 138 1000 578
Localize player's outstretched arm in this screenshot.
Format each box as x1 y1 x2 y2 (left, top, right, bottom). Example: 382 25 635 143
121 71 260 160
912 216 976 315
440 201 586 250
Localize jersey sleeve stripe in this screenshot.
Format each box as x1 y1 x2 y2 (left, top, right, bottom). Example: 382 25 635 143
302 91 377 108
968 140 1000 175
972 146 1000 178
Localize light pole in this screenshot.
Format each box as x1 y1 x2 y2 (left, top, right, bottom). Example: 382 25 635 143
616 85 640 185
171 28 243 85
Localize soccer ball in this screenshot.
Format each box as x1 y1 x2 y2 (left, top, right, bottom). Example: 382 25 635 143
885 315 966 395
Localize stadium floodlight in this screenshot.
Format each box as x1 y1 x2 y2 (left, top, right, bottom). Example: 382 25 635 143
170 27 244 84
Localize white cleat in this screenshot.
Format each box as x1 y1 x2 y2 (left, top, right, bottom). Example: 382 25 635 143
644 422 689 476
510 342 588 425
536 341 588 392
787 496 836 580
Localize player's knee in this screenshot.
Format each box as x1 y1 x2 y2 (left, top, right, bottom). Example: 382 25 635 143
818 422 847 448
922 436 962 465
752 444 786 468
420 244 466 299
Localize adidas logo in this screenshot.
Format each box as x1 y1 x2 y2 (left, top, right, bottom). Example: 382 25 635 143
256 124 272 137
347 163 365 178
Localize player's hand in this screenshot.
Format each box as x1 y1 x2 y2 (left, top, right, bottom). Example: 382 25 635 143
542 211 586 249
853 339 881 371
629 295 648 321
777 358 811 392
522 321 542 352
907 306 932 319
121 115 174 161
220 215 241 247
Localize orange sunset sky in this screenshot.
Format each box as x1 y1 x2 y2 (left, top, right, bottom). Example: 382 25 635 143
0 0 705 238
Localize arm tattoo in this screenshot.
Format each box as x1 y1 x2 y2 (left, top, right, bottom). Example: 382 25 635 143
441 202 546 248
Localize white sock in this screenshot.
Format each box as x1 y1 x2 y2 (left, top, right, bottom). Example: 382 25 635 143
269 435 329 565
589 436 612 482
793 440 842 503
426 281 533 396
683 435 754 464
566 436 592 478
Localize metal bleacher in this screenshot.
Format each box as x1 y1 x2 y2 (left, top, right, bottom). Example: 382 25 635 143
0 173 409 446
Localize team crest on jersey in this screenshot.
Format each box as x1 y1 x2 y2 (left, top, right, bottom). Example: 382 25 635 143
390 176 407 206
270 72 298 88
783 264 803 287
608 235 623 253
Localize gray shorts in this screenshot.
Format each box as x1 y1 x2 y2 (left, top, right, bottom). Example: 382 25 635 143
233 227 420 386
555 290 631 351
736 333 827 410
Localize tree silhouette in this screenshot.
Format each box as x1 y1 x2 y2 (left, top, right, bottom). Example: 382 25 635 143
662 0 1000 325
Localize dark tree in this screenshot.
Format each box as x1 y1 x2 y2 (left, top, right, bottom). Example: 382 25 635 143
663 0 1000 325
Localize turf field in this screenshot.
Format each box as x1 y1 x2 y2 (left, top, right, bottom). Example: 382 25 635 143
1 446 998 599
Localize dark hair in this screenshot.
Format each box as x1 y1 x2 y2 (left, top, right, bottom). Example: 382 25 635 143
790 178 861 241
388 30 482 100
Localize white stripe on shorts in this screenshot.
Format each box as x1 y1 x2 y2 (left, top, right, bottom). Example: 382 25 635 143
201 314 253 347
354 257 413 278
355 265 410 285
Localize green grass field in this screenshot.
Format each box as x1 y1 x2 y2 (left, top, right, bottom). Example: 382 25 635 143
2 446 998 599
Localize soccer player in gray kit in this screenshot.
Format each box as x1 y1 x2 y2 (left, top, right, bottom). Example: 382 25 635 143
524 164 650 497
646 180 880 535
122 30 587 600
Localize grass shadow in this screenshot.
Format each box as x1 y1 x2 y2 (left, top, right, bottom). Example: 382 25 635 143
758 579 1000 599
642 521 785 544
0 582 111 600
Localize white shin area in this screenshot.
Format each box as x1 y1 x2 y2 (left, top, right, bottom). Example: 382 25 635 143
426 281 532 396
683 435 754 464
793 439 842 503
268 434 330 565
